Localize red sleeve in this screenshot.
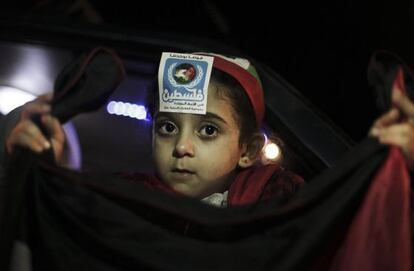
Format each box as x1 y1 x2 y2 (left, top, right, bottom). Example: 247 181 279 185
259 168 305 202
228 164 304 206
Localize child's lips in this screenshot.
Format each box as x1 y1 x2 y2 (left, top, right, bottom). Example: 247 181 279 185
171 168 196 180
172 168 195 174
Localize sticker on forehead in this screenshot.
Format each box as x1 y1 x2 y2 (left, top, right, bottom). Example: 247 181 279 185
158 52 214 115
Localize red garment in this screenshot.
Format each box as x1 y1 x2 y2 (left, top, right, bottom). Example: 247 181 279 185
228 164 304 205
120 165 304 206
327 66 412 271
330 146 412 271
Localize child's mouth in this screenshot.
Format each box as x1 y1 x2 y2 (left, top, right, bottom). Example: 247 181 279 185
172 168 195 174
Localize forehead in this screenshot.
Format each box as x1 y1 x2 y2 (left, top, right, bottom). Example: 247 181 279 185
154 83 238 125
206 82 237 120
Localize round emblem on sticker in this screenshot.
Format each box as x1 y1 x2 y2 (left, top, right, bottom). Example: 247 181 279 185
173 63 196 84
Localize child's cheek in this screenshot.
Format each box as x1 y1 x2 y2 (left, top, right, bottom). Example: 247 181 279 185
153 138 172 162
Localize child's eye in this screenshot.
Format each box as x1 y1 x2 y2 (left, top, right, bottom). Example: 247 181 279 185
157 121 178 135
199 125 218 137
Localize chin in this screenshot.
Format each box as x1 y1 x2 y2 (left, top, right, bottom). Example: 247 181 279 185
165 181 200 198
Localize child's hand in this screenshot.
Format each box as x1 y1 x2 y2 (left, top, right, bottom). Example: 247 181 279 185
5 93 66 164
369 89 414 168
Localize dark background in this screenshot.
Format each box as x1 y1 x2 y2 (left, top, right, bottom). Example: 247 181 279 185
1 0 414 142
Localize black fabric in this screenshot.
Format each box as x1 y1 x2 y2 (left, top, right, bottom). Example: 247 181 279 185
12 139 388 271
0 47 125 271
51 47 125 124
0 49 409 270
0 107 23 222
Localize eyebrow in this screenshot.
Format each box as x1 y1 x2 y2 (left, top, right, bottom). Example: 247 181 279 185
203 112 228 125
154 112 228 125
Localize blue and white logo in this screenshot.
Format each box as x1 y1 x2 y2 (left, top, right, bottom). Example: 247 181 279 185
158 52 214 114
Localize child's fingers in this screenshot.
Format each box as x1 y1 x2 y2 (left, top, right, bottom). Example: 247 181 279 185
12 132 46 153
36 93 53 102
20 93 53 119
369 108 400 136
41 114 65 162
375 123 414 163
41 115 65 142
6 120 51 154
17 120 51 149
393 90 414 119
5 93 55 155
21 101 51 120
376 124 411 145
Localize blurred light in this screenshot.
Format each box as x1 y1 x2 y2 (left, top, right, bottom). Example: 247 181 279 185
106 100 149 120
9 47 55 95
62 122 82 170
261 133 282 164
107 101 116 114
0 86 36 114
264 142 280 160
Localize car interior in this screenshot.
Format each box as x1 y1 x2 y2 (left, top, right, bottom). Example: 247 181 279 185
0 23 355 182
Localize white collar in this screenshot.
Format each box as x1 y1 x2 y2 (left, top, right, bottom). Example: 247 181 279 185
201 191 228 207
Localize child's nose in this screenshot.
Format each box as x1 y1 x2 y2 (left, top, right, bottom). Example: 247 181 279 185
173 133 195 158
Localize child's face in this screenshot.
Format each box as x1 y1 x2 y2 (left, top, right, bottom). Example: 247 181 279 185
152 84 246 198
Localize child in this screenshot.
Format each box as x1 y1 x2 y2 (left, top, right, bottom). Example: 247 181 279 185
7 51 414 206
2 50 414 271
4 52 306 206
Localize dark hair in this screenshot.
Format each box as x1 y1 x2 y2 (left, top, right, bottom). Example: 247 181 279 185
146 68 259 145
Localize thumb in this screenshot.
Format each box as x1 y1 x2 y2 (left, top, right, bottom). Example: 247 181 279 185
41 115 65 162
393 89 414 119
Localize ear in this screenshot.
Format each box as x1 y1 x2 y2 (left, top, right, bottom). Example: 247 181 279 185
238 133 265 168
